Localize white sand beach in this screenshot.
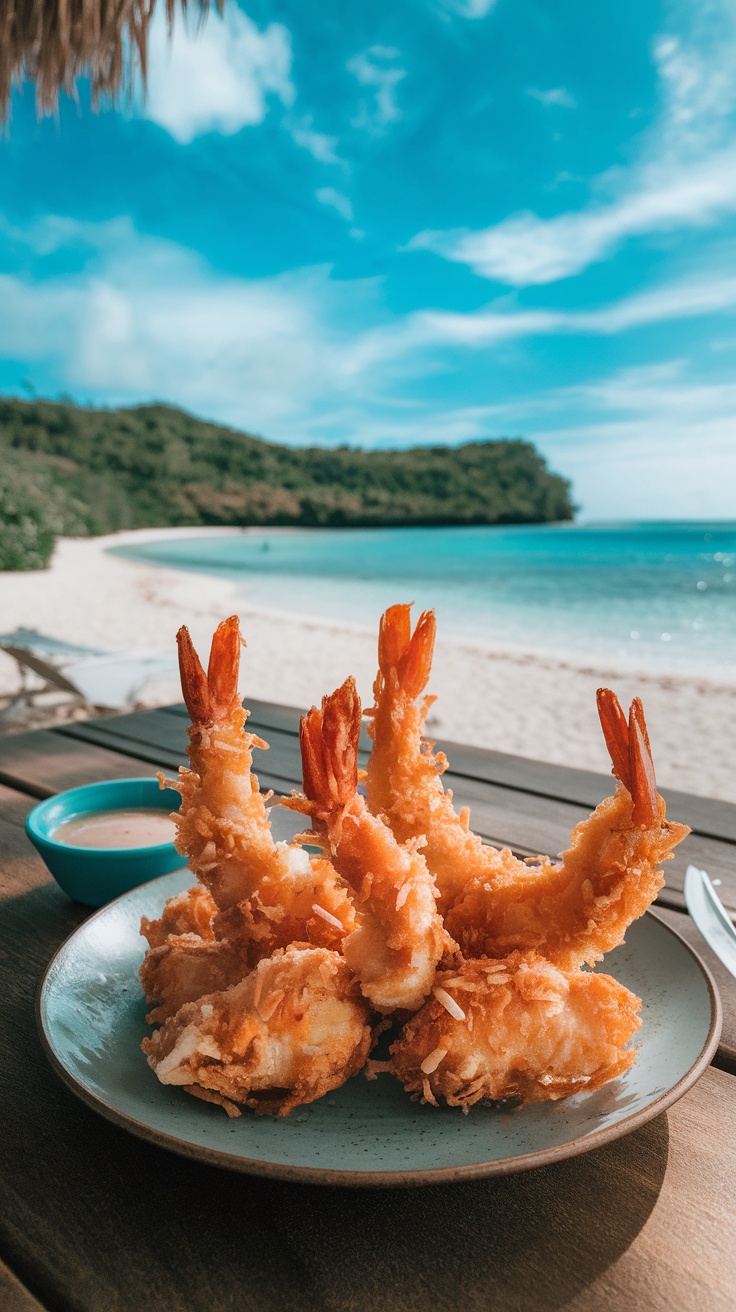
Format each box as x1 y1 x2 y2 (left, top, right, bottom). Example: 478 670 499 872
1 529 734 803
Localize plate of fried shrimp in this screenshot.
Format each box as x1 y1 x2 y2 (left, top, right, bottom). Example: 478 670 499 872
37 607 721 1185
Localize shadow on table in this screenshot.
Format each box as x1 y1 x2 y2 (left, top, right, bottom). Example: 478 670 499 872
269 1116 669 1311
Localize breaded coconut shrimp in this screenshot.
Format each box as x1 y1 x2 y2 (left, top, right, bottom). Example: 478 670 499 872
371 952 641 1111
366 604 508 914
139 858 249 1025
285 677 452 1015
173 616 354 944
139 933 248 1024
141 885 218 950
445 690 690 970
139 618 355 1022
142 944 374 1117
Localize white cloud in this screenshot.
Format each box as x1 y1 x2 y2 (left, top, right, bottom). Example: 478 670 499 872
316 187 354 222
15 216 730 386
414 150 736 285
350 268 736 367
0 218 388 439
437 0 498 16
411 3 736 284
528 87 577 109
566 360 736 416
529 365 736 519
347 46 406 129
140 7 294 144
287 117 340 164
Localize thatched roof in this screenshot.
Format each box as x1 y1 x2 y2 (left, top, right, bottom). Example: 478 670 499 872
1 0 219 123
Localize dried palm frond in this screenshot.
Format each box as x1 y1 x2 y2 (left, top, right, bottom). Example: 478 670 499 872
0 0 222 124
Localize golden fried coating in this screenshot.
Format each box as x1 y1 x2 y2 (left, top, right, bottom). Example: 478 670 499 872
367 606 688 969
139 933 248 1024
445 696 689 969
211 847 356 967
285 676 451 1014
171 617 355 948
366 603 501 915
140 885 218 949
374 952 641 1110
142 944 374 1116
138 612 685 1120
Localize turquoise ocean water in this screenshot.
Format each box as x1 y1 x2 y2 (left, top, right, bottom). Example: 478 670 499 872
110 522 736 681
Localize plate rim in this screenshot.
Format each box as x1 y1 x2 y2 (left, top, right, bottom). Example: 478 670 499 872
36 875 723 1188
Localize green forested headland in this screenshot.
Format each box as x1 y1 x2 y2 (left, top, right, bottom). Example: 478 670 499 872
0 397 574 569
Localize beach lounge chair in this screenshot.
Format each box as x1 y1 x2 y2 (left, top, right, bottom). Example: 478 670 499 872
0 628 176 716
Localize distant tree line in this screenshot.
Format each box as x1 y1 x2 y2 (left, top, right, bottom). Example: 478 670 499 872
0 397 574 570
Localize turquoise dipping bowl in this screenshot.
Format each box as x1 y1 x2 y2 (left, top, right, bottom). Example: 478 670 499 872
26 778 185 907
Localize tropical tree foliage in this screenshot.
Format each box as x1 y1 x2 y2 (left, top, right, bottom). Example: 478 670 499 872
0 397 574 568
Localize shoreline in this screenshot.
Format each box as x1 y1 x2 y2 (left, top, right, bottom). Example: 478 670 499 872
108 524 736 689
0 529 734 803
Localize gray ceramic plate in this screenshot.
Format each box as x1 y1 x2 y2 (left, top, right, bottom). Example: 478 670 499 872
37 869 721 1187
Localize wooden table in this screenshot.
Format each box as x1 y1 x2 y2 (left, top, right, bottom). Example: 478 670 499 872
1 702 735 1311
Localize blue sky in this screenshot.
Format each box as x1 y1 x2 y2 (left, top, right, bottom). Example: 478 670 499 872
2 0 736 518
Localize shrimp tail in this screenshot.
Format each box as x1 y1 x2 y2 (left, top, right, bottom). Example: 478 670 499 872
597 688 661 827
177 627 211 724
378 604 413 676
300 676 361 818
207 615 245 719
629 699 660 827
596 688 631 789
378 604 436 700
177 616 244 726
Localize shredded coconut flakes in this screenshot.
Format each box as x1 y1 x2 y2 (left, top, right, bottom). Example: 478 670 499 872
259 989 285 1022
311 903 345 932
433 987 466 1021
395 883 410 910
420 1046 448 1074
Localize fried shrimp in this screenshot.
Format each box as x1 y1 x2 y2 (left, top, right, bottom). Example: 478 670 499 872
285 677 452 1014
139 618 356 1022
366 604 507 914
170 616 355 951
445 691 690 969
138 610 680 1120
372 952 641 1110
142 944 374 1116
140 885 218 950
139 933 248 1024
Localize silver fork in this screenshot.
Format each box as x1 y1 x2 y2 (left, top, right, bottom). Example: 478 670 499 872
684 864 736 979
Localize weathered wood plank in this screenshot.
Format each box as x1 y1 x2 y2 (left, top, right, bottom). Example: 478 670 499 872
58 710 360 782
565 1066 736 1311
164 697 304 738
20 717 736 916
169 701 736 845
0 731 168 799
0 780 38 824
76 702 736 845
437 738 736 846
60 708 189 756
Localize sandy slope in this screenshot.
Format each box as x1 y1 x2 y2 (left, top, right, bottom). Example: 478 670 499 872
0 530 734 803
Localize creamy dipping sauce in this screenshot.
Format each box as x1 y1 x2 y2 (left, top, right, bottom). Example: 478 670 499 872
53 808 177 850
